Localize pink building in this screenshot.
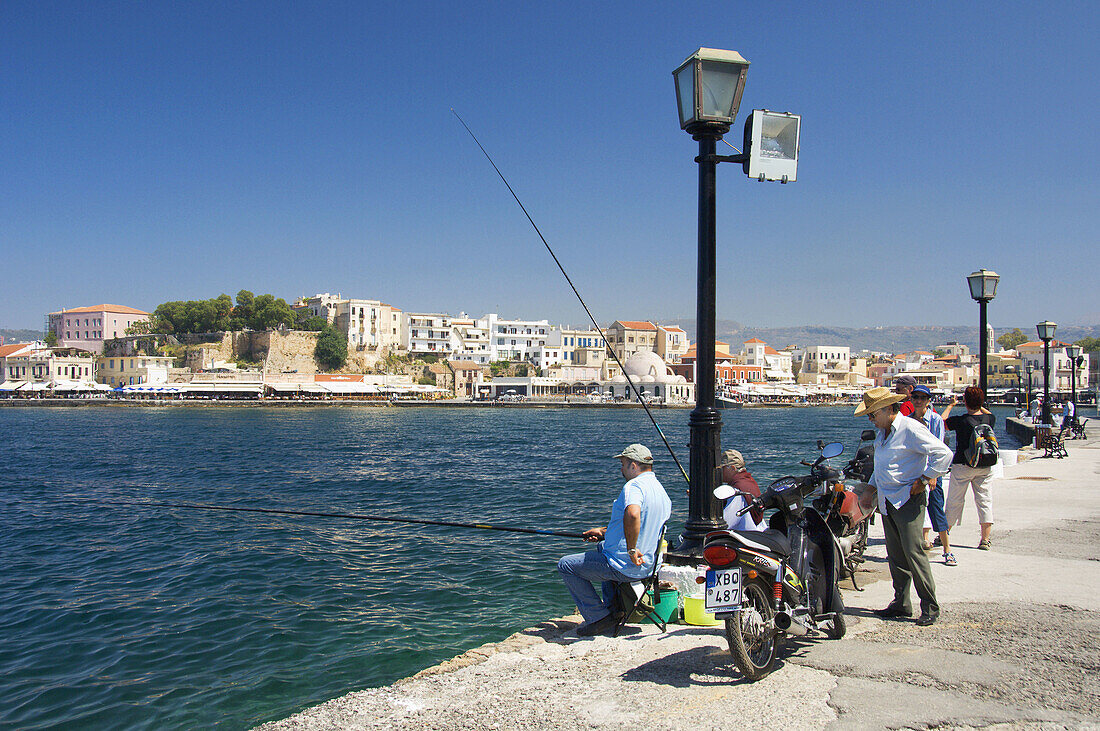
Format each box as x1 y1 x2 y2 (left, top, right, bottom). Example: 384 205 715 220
48 304 151 354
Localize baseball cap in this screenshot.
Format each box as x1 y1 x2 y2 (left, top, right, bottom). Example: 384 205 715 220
613 443 653 464
716 449 745 471
911 385 932 397
895 375 917 388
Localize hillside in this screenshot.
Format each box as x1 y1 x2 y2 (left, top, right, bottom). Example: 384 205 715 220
0 328 43 345
657 321 1100 354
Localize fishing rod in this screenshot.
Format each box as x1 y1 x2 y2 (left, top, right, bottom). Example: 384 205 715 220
452 109 690 486
58 498 587 539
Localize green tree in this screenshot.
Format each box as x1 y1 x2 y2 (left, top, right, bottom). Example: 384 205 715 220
315 326 348 371
248 294 296 331
1075 336 1100 353
997 328 1027 350
44 331 58 347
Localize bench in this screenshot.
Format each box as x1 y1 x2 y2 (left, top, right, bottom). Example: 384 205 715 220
1069 417 1088 440
1036 424 1068 459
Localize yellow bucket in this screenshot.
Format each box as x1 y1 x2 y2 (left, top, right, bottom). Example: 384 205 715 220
682 596 722 626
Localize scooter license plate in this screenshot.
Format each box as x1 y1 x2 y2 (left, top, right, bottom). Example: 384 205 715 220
704 567 742 612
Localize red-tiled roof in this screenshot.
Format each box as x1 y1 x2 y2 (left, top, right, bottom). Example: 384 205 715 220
659 326 686 333
743 338 766 344
764 346 779 355
57 304 150 315
1019 340 1070 348
0 343 32 357
616 320 657 331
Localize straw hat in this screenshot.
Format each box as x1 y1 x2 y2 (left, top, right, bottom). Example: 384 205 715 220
853 386 907 416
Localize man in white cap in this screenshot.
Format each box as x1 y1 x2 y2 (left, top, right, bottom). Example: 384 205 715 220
856 387 953 626
557 443 672 636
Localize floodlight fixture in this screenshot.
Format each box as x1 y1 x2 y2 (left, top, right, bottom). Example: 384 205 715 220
743 110 801 182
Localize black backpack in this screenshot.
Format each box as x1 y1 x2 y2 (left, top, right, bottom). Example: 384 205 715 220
965 422 999 468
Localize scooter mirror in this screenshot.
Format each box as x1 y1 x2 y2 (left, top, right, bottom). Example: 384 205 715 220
860 429 876 441
821 442 844 459
713 485 737 501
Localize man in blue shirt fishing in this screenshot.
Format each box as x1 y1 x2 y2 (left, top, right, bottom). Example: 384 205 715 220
557 443 671 636
856 387 953 626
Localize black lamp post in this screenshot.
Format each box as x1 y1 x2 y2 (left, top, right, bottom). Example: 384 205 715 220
668 48 800 561
1006 365 1018 405
1025 362 1034 411
967 269 999 396
1037 320 1057 425
1067 344 1081 416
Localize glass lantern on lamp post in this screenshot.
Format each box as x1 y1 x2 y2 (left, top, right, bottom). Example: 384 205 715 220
1037 321 1057 425
966 269 999 396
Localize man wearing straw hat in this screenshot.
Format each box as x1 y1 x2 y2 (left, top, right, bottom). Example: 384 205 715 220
855 387 953 626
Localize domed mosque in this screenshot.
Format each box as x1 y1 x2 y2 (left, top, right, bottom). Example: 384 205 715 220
610 350 692 403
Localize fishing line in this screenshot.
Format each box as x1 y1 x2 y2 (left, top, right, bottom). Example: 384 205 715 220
54 497 587 539
451 109 690 486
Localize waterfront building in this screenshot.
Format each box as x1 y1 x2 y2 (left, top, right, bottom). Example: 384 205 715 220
97 355 174 387
674 342 764 385
450 317 492 365
984 352 1023 390
1017 341 1091 393
1 348 98 390
533 327 607 370
797 345 851 385
655 325 689 364
605 321 658 361
447 360 488 398
294 294 403 351
485 314 551 362
405 313 454 356
0 343 37 384
607 351 694 403
741 338 795 381
48 304 151 354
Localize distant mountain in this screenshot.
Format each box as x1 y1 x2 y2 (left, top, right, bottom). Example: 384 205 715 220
0 328 43 345
657 321 1100 354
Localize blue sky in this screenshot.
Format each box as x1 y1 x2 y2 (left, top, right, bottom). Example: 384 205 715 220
2 1 1097 331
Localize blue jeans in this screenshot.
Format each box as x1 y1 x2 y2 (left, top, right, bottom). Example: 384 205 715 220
927 479 948 533
557 547 634 623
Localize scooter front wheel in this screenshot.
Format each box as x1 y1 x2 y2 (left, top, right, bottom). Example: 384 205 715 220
725 578 780 681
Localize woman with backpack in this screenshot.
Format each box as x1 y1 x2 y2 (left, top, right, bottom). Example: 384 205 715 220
941 386 997 551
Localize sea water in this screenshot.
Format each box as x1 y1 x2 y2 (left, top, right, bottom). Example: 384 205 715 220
0 405 1022 729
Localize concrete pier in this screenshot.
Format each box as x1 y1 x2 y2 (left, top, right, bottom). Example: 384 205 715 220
259 422 1100 730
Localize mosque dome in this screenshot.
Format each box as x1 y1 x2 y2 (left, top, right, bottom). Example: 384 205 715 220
622 351 676 384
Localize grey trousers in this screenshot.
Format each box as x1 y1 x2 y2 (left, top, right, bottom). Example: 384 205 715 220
882 490 939 614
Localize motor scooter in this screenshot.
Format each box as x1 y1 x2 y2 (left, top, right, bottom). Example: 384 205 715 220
702 442 848 681
811 429 878 588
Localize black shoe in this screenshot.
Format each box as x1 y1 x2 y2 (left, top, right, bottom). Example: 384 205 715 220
873 604 912 619
916 610 939 626
576 614 617 636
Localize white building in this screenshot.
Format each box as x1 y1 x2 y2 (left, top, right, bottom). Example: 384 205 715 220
450 316 492 365
486 314 551 362
405 312 454 356
1 347 99 390
533 327 608 370
1018 340 1091 392
294 294 403 351
741 338 794 381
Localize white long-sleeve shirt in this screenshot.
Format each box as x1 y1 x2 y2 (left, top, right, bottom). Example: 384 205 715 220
870 413 954 513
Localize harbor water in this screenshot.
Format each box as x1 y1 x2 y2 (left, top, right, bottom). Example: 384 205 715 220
1 405 1023 729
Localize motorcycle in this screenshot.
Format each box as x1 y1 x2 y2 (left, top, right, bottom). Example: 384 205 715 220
811 429 878 589
702 442 848 681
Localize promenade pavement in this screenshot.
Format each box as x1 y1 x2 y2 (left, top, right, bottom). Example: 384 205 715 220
259 422 1100 731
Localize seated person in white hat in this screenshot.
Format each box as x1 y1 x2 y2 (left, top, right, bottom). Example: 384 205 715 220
557 443 672 637
714 449 766 532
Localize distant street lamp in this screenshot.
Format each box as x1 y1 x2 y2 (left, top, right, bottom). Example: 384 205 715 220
668 48 800 561
1066 344 1082 417
966 269 999 395
1025 362 1035 411
1005 365 1019 405
1037 320 1057 424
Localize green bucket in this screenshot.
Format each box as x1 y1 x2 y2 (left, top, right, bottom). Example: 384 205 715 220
648 588 680 624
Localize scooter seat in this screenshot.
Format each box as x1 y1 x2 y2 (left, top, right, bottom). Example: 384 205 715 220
728 529 791 557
